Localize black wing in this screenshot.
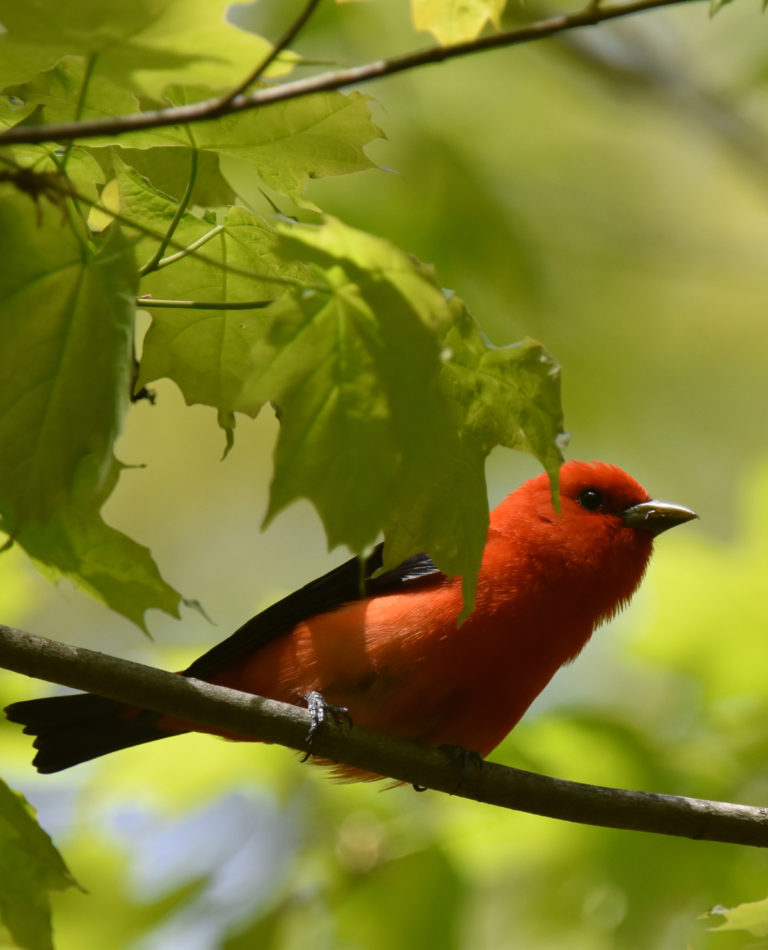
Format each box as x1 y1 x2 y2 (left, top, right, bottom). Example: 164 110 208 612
182 543 443 680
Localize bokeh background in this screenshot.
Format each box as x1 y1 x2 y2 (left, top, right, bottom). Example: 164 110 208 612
2 1 768 947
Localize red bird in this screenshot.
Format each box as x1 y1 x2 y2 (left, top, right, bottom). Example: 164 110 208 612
5 461 696 776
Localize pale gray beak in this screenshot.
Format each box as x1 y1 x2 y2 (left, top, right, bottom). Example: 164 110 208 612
622 499 699 536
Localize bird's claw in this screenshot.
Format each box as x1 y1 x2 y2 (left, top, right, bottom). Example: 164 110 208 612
437 744 483 795
410 744 482 793
301 690 352 762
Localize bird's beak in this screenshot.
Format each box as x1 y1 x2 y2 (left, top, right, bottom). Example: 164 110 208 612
622 499 699 536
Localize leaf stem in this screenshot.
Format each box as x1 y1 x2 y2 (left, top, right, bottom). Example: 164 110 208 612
59 52 97 170
146 223 224 273
139 149 200 275
137 296 274 310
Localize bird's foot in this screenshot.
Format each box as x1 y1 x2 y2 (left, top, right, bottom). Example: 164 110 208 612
300 691 352 762
437 744 483 794
411 744 482 793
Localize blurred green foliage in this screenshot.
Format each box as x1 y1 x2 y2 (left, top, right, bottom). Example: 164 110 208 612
0 780 79 950
2 0 768 948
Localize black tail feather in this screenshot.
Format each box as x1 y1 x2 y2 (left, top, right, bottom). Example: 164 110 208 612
4 693 166 773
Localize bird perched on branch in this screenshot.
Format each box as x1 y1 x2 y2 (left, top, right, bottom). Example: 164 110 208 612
5 461 696 778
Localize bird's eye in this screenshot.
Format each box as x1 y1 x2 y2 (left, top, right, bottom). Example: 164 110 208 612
577 487 605 511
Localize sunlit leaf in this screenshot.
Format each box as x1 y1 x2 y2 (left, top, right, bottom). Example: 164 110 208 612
2 56 140 127
0 0 279 93
44 78 385 206
139 85 384 205
412 0 507 44
126 158 311 445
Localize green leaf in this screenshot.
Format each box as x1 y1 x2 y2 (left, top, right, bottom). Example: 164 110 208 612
255 219 466 557
0 147 106 209
248 287 429 554
0 778 79 950
2 61 382 206
116 147 236 208
2 56 140 127
118 158 308 299
706 896 768 937
255 218 562 601
267 219 562 578
17 457 182 630
2 63 227 207
0 189 180 628
0 0 278 94
122 155 310 443
412 0 507 44
60 150 107 205
136 85 384 205
440 295 563 485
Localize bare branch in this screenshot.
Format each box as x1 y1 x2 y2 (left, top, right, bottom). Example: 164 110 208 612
2 622 767 848
0 0 702 148
214 0 325 110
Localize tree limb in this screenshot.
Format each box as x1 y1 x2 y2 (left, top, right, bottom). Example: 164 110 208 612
2 623 767 848
0 0 703 148
213 0 325 110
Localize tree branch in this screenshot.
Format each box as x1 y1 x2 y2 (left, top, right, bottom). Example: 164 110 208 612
2 622 767 848
0 0 702 148
213 0 325 110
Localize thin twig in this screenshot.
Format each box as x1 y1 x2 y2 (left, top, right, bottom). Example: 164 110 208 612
0 0 703 147
214 0 325 111
2 622 768 848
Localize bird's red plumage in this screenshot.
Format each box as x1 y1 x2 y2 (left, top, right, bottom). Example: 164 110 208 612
159 462 657 769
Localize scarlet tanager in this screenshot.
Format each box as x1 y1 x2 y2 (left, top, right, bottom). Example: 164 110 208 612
5 461 696 777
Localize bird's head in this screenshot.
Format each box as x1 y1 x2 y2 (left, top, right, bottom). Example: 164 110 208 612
494 460 698 627
556 460 698 538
